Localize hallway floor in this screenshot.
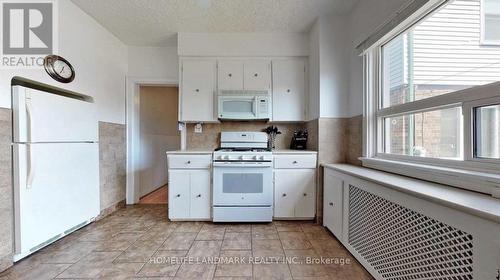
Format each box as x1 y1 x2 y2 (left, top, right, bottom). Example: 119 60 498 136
139 185 168 204
0 205 373 280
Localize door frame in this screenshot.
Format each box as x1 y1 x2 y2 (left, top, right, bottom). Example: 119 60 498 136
125 76 183 204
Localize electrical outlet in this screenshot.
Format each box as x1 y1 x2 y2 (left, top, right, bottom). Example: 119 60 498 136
194 123 203 133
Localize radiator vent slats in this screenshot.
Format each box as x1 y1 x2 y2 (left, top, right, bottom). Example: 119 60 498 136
348 185 473 280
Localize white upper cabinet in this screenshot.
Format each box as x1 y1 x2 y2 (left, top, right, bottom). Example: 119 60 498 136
218 60 244 90
272 59 306 122
180 59 216 122
243 60 271 90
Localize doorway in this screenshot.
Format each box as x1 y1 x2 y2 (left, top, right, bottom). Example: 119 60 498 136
137 86 180 204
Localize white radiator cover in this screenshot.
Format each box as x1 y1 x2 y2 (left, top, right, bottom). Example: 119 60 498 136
324 168 500 280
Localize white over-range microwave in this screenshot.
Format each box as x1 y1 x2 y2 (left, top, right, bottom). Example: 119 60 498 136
217 90 271 121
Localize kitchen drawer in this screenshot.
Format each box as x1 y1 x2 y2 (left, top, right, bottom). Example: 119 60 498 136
274 154 317 169
168 154 212 169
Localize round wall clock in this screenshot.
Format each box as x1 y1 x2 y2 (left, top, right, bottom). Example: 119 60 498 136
43 55 75 83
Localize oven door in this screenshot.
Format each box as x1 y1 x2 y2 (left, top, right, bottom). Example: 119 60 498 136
218 96 258 120
213 161 273 206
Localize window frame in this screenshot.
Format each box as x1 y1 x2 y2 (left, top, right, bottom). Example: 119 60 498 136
481 0 500 46
363 1 500 197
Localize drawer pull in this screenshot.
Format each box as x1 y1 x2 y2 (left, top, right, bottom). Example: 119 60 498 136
282 193 287 197
293 161 298 164
186 161 191 164
197 194 201 198
176 194 181 198
287 89 291 93
329 202 334 206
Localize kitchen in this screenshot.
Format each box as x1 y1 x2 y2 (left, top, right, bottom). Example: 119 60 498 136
1 0 500 279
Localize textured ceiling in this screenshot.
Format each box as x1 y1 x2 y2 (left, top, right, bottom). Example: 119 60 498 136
71 0 358 46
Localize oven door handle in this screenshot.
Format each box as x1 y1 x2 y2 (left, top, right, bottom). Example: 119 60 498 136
213 162 272 168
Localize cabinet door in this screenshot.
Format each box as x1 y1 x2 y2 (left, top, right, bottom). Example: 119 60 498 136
218 60 244 90
274 170 296 218
272 59 306 121
189 170 211 219
180 59 216 122
323 171 343 240
294 169 316 218
244 60 271 90
168 170 191 219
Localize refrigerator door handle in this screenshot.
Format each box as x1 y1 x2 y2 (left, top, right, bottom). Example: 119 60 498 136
26 144 34 189
26 97 33 142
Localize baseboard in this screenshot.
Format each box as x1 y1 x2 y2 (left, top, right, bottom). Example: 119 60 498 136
97 200 125 221
0 254 13 274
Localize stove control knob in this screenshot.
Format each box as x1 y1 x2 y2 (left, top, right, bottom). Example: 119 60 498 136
253 156 258 160
239 156 244 160
260 156 265 160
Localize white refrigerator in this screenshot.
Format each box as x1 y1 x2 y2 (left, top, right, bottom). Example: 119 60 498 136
12 85 100 261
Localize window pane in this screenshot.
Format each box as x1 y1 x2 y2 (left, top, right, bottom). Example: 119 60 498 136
485 0 500 42
475 104 500 159
382 0 500 108
384 107 462 159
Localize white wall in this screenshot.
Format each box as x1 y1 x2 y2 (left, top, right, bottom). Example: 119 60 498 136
308 14 350 119
178 32 309 57
127 46 179 80
347 0 409 117
0 0 127 124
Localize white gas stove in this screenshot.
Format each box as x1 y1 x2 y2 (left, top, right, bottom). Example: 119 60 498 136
212 132 273 222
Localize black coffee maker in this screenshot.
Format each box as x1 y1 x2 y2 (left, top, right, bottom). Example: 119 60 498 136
290 129 308 150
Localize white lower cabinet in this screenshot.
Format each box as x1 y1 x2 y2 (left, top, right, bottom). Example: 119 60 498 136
323 169 344 240
167 153 211 220
273 153 317 219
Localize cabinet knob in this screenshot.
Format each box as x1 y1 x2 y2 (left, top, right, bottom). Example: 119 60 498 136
228 73 232 77
187 161 191 164
197 194 202 198
176 194 181 198
303 193 307 197
287 89 291 93
282 193 287 197
254 73 258 77
293 161 298 164
195 89 200 92
329 202 334 206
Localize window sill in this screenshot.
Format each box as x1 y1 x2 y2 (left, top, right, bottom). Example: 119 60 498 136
361 157 500 199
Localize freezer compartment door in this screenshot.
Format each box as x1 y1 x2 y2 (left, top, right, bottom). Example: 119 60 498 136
13 143 100 257
12 85 98 143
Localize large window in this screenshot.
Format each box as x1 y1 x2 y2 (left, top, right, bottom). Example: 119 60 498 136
483 0 500 44
364 0 500 194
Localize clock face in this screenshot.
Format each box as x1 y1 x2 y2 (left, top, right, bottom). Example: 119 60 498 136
43 55 75 83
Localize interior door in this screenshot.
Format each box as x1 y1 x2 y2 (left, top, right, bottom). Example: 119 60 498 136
244 60 271 90
168 170 190 219
294 169 316 218
13 143 99 254
273 170 296 218
12 86 97 143
189 170 211 219
218 60 244 90
272 59 306 121
181 59 216 122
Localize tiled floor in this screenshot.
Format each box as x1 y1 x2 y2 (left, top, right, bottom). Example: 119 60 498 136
139 185 168 204
0 205 373 280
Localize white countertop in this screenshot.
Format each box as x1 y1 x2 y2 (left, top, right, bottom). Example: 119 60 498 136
323 163 500 224
272 150 317 154
166 150 213 155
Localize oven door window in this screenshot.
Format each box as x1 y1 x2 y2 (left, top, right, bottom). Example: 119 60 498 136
223 173 263 193
222 100 255 115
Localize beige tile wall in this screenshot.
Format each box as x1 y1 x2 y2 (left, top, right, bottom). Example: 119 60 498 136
346 115 363 166
186 122 307 150
99 122 126 213
0 108 13 272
